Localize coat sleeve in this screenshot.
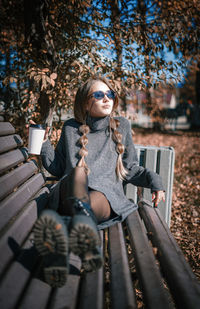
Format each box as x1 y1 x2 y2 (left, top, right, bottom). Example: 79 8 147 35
40 124 66 178
121 118 164 192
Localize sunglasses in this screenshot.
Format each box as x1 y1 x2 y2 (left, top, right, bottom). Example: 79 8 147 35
89 90 116 100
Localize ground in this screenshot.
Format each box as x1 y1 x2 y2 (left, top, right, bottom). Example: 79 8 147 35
132 127 200 279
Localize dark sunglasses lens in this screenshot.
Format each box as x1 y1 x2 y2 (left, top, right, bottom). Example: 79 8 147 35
92 90 115 100
106 90 115 99
93 91 104 100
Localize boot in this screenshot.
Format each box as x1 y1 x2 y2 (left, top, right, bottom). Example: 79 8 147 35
33 209 69 288
67 197 103 272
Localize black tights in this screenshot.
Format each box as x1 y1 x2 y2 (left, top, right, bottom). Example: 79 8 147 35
58 167 111 223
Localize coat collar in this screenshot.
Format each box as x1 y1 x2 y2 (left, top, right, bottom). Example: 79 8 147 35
86 115 110 132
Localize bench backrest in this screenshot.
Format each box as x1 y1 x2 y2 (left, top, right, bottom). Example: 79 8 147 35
125 144 175 226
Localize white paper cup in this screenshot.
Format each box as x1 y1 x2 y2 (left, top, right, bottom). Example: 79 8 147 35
28 124 45 155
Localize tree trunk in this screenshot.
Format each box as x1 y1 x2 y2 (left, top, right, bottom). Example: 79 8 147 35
109 0 123 78
24 0 56 127
38 91 54 127
4 49 11 112
138 0 152 114
196 62 200 106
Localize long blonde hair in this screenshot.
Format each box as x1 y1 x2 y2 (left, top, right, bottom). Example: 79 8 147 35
74 76 128 180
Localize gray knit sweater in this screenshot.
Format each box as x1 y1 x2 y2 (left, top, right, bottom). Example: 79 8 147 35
41 116 164 229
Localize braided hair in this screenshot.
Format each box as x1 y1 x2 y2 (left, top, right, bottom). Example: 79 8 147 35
74 76 128 180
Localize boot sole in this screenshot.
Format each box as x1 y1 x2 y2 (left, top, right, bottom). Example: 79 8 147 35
69 214 103 272
82 247 103 272
33 210 69 287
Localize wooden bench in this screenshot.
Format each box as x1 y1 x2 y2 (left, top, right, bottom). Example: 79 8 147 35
0 120 200 309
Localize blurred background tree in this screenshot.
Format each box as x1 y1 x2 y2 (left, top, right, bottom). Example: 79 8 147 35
0 0 199 133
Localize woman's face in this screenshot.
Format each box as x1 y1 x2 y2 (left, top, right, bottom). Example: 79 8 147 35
86 81 114 118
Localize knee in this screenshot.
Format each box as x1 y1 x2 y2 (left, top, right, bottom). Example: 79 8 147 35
72 166 88 182
60 167 88 192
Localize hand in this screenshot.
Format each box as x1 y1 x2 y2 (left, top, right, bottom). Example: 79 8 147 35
137 187 143 199
152 191 165 208
27 120 50 141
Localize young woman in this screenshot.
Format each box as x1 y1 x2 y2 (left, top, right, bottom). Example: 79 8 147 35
33 76 165 287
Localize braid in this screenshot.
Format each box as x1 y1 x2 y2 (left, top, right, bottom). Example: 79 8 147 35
74 75 122 178
77 124 90 174
110 117 128 181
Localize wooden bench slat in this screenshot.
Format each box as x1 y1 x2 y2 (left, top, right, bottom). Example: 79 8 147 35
19 278 51 309
0 187 49 277
124 147 140 204
0 200 37 276
78 231 104 309
19 277 51 309
157 148 175 226
0 263 34 309
124 182 137 204
49 281 79 309
109 223 137 309
0 160 38 201
0 122 15 136
19 275 51 309
19 249 81 309
78 269 104 309
132 145 175 227
0 173 45 232
126 210 173 309
139 204 200 309
0 134 23 154
18 259 52 309
0 148 28 174
49 254 81 309
0 235 38 309
143 148 158 202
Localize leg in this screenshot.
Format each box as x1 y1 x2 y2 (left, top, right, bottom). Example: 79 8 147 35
89 190 111 223
33 167 102 287
58 167 90 216
57 167 103 272
59 167 112 222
